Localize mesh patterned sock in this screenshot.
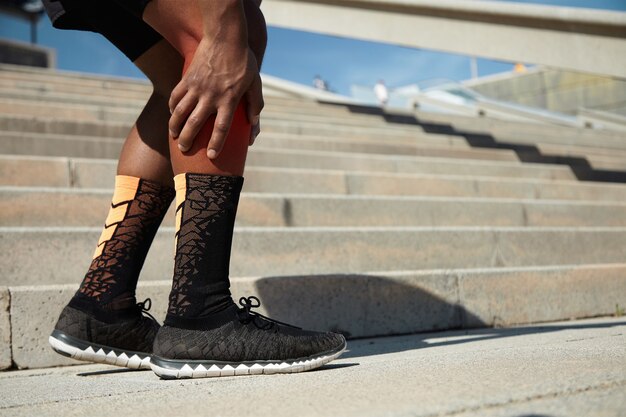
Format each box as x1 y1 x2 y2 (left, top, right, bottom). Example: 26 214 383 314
70 175 175 315
165 173 244 328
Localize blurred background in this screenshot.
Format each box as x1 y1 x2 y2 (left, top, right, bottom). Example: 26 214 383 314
2 0 625 110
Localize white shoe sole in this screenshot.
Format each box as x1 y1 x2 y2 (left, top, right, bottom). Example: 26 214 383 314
150 343 346 379
49 332 151 370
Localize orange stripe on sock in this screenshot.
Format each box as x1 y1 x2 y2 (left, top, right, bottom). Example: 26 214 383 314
103 203 130 227
92 175 140 259
112 175 140 205
173 173 187 252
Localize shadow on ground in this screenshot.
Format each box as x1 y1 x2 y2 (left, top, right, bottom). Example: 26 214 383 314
251 273 484 340
249 273 625 359
77 368 151 377
329 102 626 184
340 319 626 359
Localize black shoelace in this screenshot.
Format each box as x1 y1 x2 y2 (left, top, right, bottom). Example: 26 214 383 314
137 298 158 324
237 296 301 330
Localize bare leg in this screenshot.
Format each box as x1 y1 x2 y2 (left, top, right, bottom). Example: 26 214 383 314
139 0 269 321
136 1 346 380
117 0 266 182
116 40 184 187
143 0 267 176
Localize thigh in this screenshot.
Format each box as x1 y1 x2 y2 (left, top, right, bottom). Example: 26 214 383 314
142 0 267 66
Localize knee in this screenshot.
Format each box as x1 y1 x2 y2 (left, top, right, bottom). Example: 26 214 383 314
150 55 183 99
134 40 184 100
152 81 177 102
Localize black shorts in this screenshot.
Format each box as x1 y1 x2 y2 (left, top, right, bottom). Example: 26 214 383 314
42 0 162 61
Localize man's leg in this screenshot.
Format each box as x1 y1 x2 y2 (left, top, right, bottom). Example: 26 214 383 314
70 40 182 315
117 39 182 186
142 0 346 379
89 0 265 311
142 0 266 321
48 39 181 368
50 1 271 369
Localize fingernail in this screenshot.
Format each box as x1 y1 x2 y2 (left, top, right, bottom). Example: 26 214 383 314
178 143 187 152
207 149 217 159
170 130 177 138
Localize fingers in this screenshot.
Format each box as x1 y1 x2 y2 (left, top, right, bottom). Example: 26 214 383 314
246 74 264 145
169 92 198 142
176 100 214 152
168 81 186 116
207 103 237 159
249 119 260 146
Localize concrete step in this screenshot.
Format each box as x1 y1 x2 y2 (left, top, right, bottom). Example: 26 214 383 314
0 68 338 110
2 92 624 170
4 65 624 145
4 317 625 416
0 97 142 124
415 109 626 150
0 96 415 131
2 85 624 150
246 148 573 180
0 113 430 142
4 127 625 174
2 263 625 369
0 66 337 109
536 142 626 166
246 133 521 162
266 131 626 169
4 318 626 417
0 130 522 163
3 155 626 201
0 84 149 109
1 226 625 286
0 85 332 115
5 110 626 159
3 187 626 228
0 63 152 91
2 78 621 148
273 100 625 148
0 96 405 132
0 143 577 181
0 114 131 138
0 70 331 110
0 76 152 100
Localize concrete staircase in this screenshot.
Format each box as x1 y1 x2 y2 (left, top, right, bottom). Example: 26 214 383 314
1 64 625 371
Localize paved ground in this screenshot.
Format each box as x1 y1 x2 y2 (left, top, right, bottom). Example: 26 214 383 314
1 317 625 417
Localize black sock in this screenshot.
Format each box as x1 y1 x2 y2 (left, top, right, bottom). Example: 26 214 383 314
165 173 244 328
70 175 175 316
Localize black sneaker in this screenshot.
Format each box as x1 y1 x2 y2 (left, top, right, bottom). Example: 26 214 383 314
150 296 347 379
48 298 160 369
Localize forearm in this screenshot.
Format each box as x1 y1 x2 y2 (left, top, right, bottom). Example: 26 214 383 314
198 0 248 47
